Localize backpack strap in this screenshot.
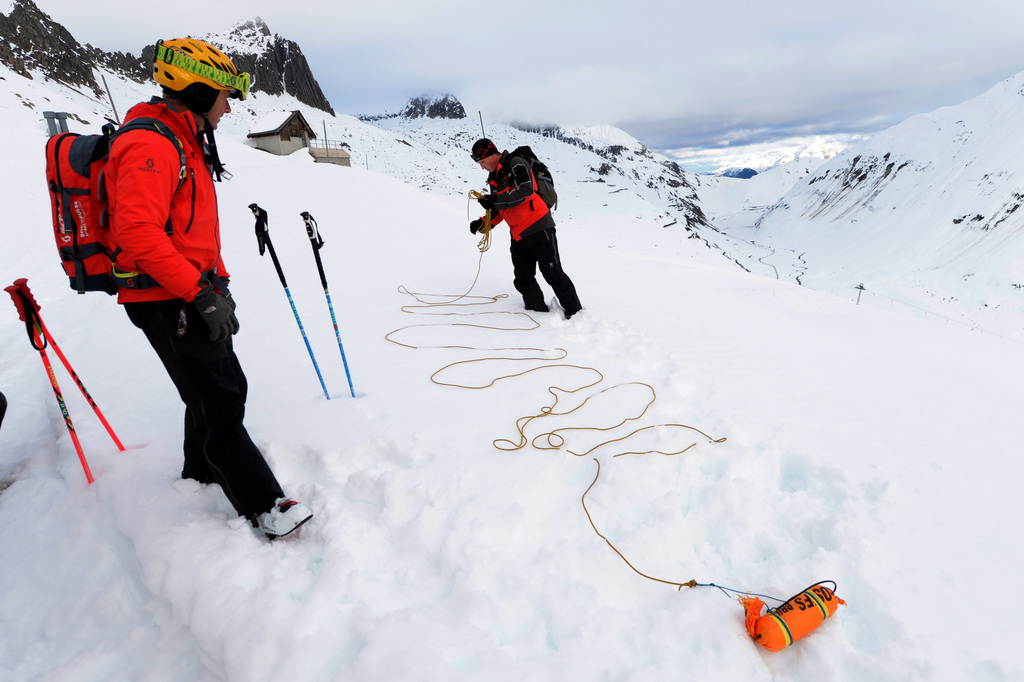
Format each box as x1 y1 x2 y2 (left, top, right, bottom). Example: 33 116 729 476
102 117 190 292
110 265 225 294
100 117 188 235
109 117 186 183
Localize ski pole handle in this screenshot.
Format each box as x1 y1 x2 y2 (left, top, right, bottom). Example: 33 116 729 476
5 278 46 350
249 203 288 287
300 212 329 290
301 211 325 250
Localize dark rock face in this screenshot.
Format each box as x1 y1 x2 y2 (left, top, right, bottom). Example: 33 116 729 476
0 2 334 114
0 0 104 95
719 167 758 179
401 94 467 120
218 18 335 115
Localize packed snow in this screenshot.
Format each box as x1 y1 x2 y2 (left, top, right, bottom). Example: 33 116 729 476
1 58 1023 682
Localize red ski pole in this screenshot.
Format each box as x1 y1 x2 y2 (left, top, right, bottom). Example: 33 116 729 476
38 317 125 451
5 280 96 484
40 342 95 484
7 279 124 451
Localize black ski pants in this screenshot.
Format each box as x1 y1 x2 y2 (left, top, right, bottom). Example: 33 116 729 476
125 299 284 519
510 227 582 316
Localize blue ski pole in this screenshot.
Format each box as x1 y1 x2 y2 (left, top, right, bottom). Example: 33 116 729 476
248 203 330 400
301 212 356 398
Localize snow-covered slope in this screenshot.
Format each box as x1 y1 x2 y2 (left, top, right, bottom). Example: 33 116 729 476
366 112 713 235
750 72 1024 336
661 159 831 278
701 158 830 227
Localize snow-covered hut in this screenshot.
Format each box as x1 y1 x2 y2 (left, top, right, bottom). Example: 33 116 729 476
247 111 316 156
247 110 351 166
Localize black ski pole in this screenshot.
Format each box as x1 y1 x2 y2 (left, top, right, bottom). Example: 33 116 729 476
301 211 356 398
248 203 330 400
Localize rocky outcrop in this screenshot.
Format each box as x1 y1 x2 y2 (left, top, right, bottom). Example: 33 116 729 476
360 94 468 123
0 0 104 95
214 18 334 115
0 1 334 114
400 94 466 120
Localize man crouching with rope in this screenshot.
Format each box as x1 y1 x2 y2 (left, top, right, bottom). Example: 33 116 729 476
470 139 583 319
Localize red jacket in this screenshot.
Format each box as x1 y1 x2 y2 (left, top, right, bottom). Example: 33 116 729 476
485 151 555 241
105 99 228 303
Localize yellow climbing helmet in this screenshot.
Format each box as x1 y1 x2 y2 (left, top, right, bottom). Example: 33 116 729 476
153 38 251 101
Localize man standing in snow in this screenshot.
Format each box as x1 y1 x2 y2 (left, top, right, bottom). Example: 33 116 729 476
105 38 311 538
470 139 582 318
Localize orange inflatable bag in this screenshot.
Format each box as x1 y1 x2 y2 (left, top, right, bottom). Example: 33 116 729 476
739 582 846 651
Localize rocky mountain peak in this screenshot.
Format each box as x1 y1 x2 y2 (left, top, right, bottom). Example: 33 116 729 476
0 0 104 95
232 17 272 39
401 94 467 120
199 19 335 115
0 1 334 114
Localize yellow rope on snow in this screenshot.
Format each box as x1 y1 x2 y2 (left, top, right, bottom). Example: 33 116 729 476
582 458 700 591
388 229 729 594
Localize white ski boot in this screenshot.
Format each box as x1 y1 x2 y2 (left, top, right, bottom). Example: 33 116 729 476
256 499 313 538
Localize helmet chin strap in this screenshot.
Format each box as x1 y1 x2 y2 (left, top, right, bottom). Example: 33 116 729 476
201 114 231 182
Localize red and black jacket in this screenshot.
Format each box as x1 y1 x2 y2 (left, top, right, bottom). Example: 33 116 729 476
105 99 228 303
484 151 555 241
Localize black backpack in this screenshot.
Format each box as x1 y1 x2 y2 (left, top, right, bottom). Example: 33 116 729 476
509 145 557 210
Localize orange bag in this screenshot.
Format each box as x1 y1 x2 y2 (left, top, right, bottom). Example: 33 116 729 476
739 582 846 652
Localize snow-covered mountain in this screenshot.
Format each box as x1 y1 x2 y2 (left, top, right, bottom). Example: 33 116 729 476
665 133 862 176
11 0 1024 338
701 158 830 227
0 0 789 273
204 17 335 114
0 0 334 113
750 72 1024 338
360 93 468 121
366 110 713 231
0 0 721 251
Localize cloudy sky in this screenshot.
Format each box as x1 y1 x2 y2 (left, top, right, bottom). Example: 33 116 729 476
28 0 1024 158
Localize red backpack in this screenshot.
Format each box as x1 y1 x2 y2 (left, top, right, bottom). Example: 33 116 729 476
46 118 186 294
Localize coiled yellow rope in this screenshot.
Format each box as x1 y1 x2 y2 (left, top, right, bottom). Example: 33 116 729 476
468 190 493 252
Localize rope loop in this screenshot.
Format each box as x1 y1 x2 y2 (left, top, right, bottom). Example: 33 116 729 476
468 190 493 252
389 237 740 601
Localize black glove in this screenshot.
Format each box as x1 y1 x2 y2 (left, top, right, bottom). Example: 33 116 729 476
192 280 239 342
470 218 485 234
477 194 495 211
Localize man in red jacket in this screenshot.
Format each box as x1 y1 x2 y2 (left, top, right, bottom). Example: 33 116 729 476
105 38 311 538
470 138 582 318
